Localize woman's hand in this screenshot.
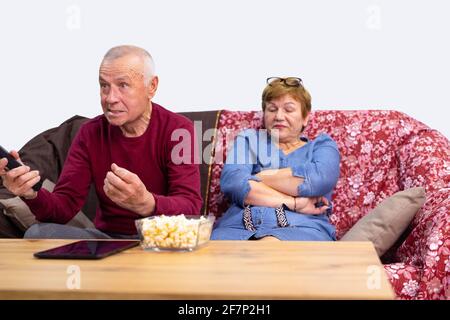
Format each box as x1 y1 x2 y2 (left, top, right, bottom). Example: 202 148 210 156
0 150 39 199
292 196 330 215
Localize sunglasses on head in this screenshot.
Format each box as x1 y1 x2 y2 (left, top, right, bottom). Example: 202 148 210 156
266 77 303 87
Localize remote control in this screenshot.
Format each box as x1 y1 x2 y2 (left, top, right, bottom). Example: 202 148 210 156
0 145 43 191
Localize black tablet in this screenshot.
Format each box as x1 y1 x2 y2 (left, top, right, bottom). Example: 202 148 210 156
33 240 139 260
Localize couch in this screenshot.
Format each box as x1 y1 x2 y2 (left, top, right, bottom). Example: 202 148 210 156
1 109 449 300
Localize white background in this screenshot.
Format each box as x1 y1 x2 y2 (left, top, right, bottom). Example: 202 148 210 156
1 0 449 150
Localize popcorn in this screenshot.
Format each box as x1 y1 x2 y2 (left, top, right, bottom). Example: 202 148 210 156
137 214 213 250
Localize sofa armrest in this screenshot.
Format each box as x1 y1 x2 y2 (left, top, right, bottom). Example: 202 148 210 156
394 188 450 299
391 128 450 299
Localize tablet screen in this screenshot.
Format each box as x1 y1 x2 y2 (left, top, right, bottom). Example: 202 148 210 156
34 240 139 259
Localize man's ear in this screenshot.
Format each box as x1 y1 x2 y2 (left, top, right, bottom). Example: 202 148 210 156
148 76 159 100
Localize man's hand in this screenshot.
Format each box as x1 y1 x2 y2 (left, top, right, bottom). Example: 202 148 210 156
0 150 39 199
293 196 330 215
103 163 155 216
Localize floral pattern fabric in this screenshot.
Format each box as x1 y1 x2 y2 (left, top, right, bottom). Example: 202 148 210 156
206 109 449 300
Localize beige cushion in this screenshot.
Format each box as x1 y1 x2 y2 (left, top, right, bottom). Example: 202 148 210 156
0 179 95 231
341 187 426 256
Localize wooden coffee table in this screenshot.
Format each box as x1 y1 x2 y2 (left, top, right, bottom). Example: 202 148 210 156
0 239 394 299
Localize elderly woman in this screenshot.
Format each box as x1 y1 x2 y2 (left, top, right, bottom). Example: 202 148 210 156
211 77 340 241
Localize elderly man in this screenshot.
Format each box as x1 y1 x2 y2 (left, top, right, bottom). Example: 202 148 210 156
0 45 202 239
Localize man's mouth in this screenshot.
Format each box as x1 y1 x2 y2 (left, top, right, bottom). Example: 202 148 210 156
107 110 125 115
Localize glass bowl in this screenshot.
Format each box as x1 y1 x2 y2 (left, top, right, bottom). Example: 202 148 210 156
135 214 215 252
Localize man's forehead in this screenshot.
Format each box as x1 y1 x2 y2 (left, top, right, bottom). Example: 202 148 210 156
99 66 144 81
99 57 144 80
